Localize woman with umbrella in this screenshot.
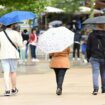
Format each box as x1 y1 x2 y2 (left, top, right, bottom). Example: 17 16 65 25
49 47 70 95
0 10 36 96
37 23 74 95
0 24 23 96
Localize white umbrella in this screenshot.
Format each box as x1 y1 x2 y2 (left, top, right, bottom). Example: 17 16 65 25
75 6 104 14
45 6 64 13
49 20 62 27
37 26 74 53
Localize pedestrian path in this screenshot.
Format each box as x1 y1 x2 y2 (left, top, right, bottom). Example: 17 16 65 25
0 61 105 105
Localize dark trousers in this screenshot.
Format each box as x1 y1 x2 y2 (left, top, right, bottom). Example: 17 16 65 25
54 68 67 89
30 45 36 59
73 43 80 58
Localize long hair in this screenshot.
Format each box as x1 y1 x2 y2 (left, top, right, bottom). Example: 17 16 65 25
31 28 36 33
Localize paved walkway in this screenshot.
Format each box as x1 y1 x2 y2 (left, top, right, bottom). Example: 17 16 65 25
0 61 105 105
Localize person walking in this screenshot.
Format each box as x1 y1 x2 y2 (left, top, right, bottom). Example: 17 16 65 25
0 24 23 96
86 24 105 95
50 47 70 95
21 29 29 60
72 29 81 61
21 29 29 41
81 38 87 63
29 28 39 62
19 40 27 64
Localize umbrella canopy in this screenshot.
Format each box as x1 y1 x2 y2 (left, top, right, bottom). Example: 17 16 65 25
45 6 64 13
0 5 5 9
37 26 74 53
77 6 104 14
83 16 105 24
49 20 62 27
0 11 36 26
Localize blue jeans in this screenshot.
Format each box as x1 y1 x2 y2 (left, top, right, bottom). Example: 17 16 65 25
25 44 29 59
30 45 36 59
90 57 105 91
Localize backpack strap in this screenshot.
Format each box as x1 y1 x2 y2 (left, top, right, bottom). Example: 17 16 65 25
3 30 17 50
97 39 105 56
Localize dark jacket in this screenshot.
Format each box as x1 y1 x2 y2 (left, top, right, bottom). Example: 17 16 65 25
22 32 29 41
86 30 105 61
74 30 81 42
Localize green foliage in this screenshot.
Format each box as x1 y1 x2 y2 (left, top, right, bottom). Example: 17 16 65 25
0 0 86 16
0 0 48 16
89 0 96 18
51 0 85 13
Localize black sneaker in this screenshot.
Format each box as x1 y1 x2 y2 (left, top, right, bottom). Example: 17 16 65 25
56 88 62 95
11 88 18 95
4 90 11 96
92 89 98 95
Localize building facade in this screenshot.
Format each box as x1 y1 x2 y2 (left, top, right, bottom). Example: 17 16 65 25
85 0 105 9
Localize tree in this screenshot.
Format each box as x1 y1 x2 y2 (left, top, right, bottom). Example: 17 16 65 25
89 0 95 18
0 0 49 16
50 0 85 13
0 0 86 15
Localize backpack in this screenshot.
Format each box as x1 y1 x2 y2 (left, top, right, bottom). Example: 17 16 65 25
94 30 105 57
97 39 105 57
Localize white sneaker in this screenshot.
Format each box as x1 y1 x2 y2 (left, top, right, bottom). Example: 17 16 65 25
72 58 75 61
18 60 23 64
34 59 40 62
77 58 80 61
32 58 36 62
83 59 87 63
32 58 39 62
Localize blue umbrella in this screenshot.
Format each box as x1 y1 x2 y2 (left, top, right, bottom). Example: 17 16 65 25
0 11 36 26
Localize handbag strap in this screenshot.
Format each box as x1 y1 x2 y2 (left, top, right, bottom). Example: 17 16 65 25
3 30 17 50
